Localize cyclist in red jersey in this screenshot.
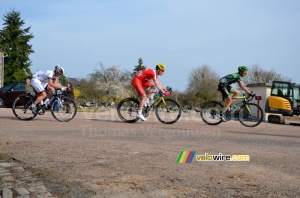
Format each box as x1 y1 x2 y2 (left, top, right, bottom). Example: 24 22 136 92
132 63 170 121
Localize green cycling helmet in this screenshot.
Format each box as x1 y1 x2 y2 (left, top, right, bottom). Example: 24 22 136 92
238 66 248 73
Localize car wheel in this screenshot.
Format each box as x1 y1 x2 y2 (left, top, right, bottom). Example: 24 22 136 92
0 97 5 108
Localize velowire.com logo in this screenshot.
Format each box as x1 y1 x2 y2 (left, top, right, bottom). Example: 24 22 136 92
176 151 196 163
177 151 250 163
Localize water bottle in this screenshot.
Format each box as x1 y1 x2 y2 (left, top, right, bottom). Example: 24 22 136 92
231 105 238 112
145 98 150 107
44 98 50 106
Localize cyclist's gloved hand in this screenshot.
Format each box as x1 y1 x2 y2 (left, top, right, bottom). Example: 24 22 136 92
248 92 255 97
61 86 67 91
164 91 171 96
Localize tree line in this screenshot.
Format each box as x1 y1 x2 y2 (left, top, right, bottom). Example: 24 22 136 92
0 10 292 108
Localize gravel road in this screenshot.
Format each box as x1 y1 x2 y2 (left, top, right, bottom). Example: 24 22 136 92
0 108 299 197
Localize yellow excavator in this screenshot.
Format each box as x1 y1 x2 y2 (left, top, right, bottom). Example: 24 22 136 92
266 81 300 123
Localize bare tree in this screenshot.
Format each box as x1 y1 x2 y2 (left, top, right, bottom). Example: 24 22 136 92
186 65 220 105
243 64 292 84
89 63 132 100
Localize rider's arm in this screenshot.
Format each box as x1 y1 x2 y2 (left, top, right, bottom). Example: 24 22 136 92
47 78 62 89
153 79 165 93
238 81 251 94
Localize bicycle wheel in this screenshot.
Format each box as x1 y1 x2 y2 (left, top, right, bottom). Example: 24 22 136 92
12 94 37 121
237 103 264 127
51 96 77 122
200 101 223 125
117 98 140 123
155 98 182 124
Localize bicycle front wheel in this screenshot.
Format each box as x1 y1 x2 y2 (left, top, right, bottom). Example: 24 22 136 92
117 98 140 123
237 103 264 127
51 96 77 122
200 101 223 125
12 94 37 121
155 99 181 124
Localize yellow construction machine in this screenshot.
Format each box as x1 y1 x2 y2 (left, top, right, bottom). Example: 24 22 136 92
266 81 300 123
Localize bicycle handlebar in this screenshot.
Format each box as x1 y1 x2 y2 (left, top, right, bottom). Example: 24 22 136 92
244 92 256 102
158 87 173 97
54 89 65 96
166 87 172 93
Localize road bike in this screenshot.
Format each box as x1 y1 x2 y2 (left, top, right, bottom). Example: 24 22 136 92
12 89 77 122
200 93 263 127
117 88 182 124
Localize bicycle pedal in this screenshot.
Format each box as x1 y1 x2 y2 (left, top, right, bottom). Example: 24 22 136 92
37 108 45 115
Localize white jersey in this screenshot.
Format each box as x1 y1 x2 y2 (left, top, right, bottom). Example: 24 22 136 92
32 70 58 83
30 70 59 93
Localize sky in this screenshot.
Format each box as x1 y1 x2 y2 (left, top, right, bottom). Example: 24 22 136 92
1 0 300 91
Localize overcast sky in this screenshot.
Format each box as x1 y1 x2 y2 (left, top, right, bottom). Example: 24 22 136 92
1 0 300 91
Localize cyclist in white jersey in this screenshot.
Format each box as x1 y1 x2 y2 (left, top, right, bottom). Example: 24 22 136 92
30 65 67 113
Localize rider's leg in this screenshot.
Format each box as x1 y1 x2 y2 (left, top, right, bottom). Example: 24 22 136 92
30 79 47 107
222 97 233 113
139 94 147 111
220 87 236 122
136 93 147 121
220 95 232 122
147 83 156 100
33 91 47 106
132 78 147 120
46 84 55 97
222 88 239 113
231 88 239 103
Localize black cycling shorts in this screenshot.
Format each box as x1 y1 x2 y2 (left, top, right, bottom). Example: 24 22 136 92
218 83 232 99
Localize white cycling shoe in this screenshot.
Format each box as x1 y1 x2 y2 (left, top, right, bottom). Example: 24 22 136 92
137 114 147 121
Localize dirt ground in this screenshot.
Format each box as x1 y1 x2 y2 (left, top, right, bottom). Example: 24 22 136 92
0 108 300 197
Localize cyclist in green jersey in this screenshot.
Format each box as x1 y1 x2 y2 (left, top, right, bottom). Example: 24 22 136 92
217 66 254 122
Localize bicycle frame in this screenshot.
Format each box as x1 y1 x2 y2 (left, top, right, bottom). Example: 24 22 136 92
12 89 77 122
147 92 166 108
220 94 252 113
200 93 263 127
32 90 64 114
117 88 182 124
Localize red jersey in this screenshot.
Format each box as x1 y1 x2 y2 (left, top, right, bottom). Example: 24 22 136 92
136 69 157 81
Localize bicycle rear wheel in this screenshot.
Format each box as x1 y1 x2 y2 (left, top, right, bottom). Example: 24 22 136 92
155 99 181 124
51 96 77 122
200 101 223 125
117 98 140 123
12 94 37 121
237 103 264 127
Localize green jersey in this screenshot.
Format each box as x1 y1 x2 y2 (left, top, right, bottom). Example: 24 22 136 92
219 73 242 86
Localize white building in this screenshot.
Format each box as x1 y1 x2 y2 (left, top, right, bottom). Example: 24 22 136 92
247 83 273 121
0 49 7 87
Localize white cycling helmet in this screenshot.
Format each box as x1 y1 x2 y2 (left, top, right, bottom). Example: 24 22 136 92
54 65 64 75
